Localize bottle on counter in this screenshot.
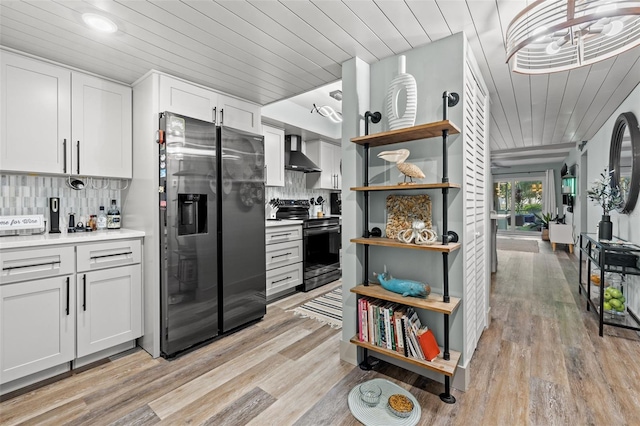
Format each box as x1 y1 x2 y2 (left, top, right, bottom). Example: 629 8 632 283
97 206 107 230
88 215 97 231
107 199 121 229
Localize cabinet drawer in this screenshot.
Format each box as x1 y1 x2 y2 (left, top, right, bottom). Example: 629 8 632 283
266 240 303 270
77 239 141 272
265 225 302 244
1 246 75 285
266 262 302 296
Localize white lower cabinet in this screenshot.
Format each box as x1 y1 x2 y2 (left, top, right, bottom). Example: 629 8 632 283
0 275 75 384
0 237 143 391
266 263 303 296
76 265 142 358
265 224 303 300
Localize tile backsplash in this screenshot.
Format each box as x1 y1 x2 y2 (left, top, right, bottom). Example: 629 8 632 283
0 174 122 227
266 170 334 213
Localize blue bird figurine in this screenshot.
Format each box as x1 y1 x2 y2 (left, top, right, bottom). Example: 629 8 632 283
373 272 431 298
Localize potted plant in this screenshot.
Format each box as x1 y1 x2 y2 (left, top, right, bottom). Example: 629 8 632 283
587 168 624 240
534 212 553 241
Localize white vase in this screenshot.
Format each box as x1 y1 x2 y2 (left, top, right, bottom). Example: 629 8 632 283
385 55 417 130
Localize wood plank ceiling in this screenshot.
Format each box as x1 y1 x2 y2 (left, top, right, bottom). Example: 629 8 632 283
1 0 639 167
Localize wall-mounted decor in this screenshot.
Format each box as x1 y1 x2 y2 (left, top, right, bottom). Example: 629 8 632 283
609 111 640 214
385 55 417 130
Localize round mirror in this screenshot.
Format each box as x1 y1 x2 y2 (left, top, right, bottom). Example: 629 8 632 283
609 112 640 213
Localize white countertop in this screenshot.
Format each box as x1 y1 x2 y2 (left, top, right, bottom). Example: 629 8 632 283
265 219 303 228
0 228 145 250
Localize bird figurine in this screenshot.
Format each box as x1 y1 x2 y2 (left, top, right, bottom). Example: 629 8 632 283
377 148 425 184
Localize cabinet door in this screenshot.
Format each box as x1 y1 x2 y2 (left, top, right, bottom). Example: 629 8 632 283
71 73 132 179
0 52 71 175
76 265 142 358
217 94 261 133
263 124 284 187
307 140 341 190
159 75 218 123
332 143 342 190
0 276 75 384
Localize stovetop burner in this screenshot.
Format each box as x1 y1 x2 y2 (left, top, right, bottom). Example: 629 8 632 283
275 199 311 220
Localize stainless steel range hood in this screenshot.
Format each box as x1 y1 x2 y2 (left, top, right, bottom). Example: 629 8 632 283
284 135 321 173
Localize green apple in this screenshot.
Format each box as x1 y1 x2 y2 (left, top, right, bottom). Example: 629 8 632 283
610 288 622 299
604 291 612 301
603 302 612 311
610 299 622 309
614 304 625 312
618 295 626 303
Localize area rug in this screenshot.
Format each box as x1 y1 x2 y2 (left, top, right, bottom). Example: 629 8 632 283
290 287 342 329
496 237 540 253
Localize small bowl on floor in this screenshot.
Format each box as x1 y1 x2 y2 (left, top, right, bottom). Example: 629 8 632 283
359 383 382 407
387 394 414 418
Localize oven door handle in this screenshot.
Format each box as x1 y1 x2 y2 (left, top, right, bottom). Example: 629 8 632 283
304 225 340 236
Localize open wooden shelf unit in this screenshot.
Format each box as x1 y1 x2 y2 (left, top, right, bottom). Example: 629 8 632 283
350 337 461 377
351 237 461 253
350 284 460 315
351 182 461 191
350 120 460 147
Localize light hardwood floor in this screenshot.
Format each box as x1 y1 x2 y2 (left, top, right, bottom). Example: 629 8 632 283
2 242 639 425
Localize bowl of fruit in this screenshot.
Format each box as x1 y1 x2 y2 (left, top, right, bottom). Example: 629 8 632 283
603 286 626 316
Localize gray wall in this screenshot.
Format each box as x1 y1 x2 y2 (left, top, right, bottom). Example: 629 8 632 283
342 33 469 374
564 82 640 317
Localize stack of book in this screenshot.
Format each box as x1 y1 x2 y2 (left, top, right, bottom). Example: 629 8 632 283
357 297 440 362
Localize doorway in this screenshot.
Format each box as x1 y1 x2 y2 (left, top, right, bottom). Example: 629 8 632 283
494 177 544 234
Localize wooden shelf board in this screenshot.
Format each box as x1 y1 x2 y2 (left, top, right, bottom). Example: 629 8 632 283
351 237 461 253
351 183 461 191
350 336 460 377
350 120 461 147
350 283 460 314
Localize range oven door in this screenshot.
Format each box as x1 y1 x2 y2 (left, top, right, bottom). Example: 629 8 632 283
302 222 341 291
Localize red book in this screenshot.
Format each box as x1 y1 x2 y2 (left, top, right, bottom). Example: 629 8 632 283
417 328 440 362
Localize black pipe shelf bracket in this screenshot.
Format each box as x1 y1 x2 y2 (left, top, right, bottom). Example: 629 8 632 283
362 111 381 286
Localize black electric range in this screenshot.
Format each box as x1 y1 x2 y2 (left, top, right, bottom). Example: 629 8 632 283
275 199 341 291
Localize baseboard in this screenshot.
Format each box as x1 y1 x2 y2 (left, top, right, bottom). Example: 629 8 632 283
340 337 358 366
73 341 135 368
1 363 71 397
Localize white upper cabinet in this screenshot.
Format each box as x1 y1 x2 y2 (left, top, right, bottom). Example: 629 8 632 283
72 73 132 179
159 75 261 134
0 51 132 178
0 52 71 175
263 124 285 187
306 139 342 190
159 75 218 123
217 94 261 134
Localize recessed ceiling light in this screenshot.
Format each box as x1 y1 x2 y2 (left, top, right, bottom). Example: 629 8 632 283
82 13 117 33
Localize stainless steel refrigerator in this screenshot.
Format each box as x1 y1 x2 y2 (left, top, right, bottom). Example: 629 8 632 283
159 112 265 357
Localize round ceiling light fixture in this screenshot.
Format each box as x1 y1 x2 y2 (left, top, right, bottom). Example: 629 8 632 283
82 13 118 33
506 0 640 74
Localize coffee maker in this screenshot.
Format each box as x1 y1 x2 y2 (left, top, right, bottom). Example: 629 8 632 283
330 192 341 215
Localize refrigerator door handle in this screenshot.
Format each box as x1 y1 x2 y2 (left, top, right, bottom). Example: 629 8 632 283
212 107 217 124
220 108 224 125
